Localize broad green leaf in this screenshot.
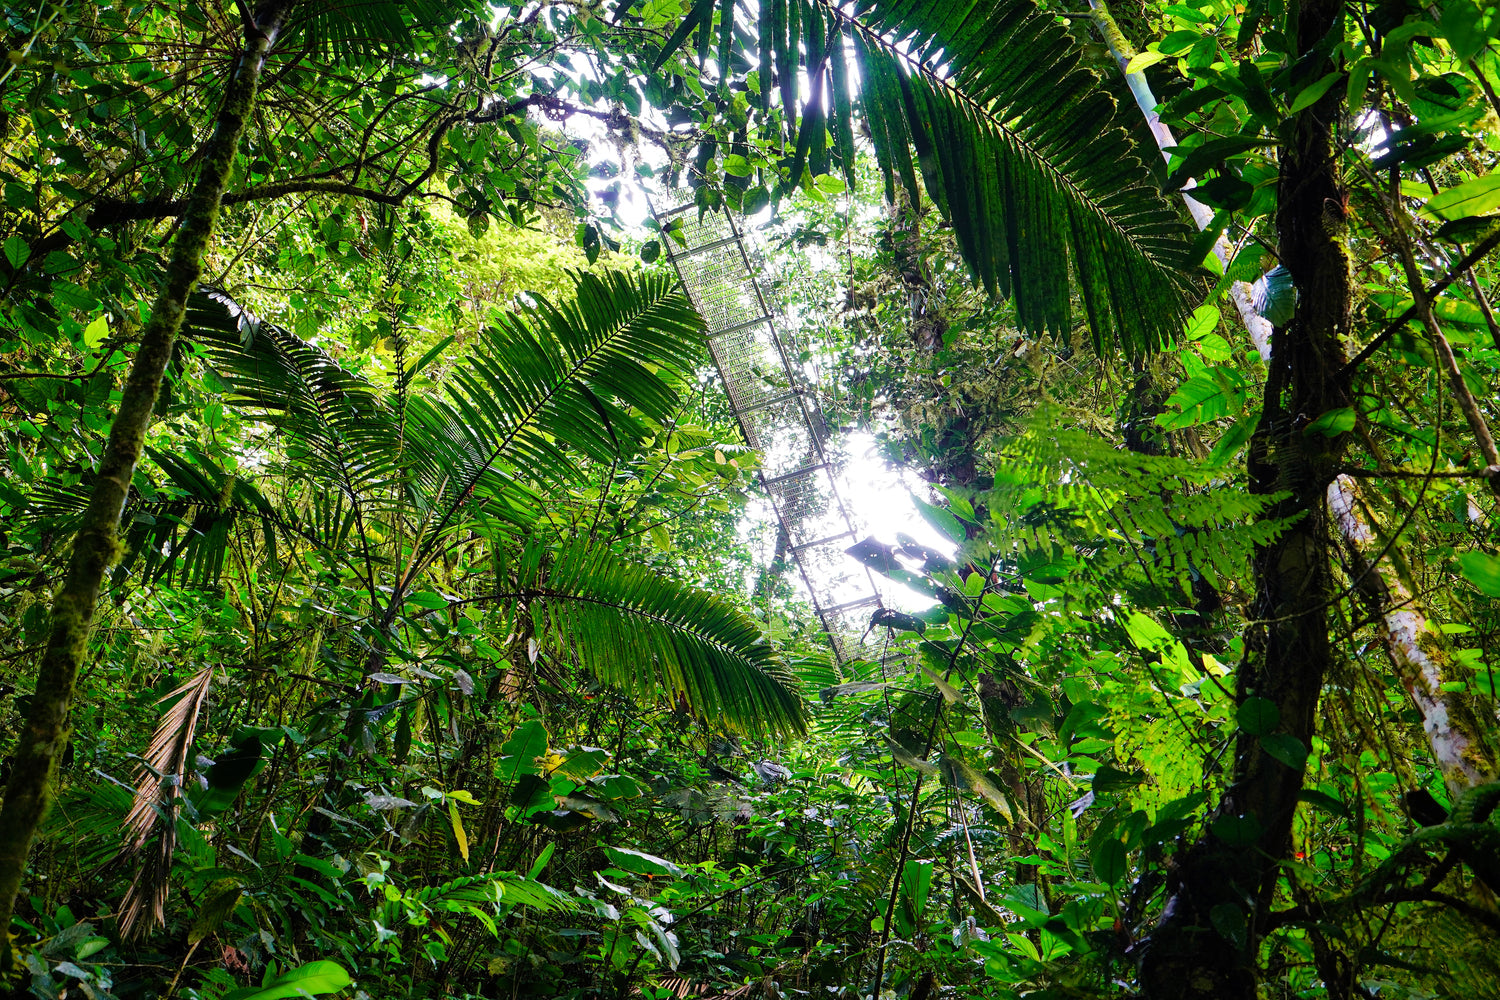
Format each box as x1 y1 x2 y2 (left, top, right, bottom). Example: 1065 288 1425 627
497 720 549 784
1207 411 1259 467
1260 733 1307 769
1439 0 1487 61
1302 407 1355 438
1124 49 1168 74
1125 611 1172 649
3 235 28 270
1238 697 1280 736
603 846 682 877
1419 173 1500 222
1159 365 1247 429
82 314 109 349
1091 837 1127 885
1456 552 1500 596
1091 765 1145 794
813 172 846 195
550 749 609 781
909 491 966 543
1286 70 1343 114
1184 304 1219 340
221 961 352 1000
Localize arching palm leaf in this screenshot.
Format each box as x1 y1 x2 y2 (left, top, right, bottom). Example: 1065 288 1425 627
186 289 401 506
658 0 1206 355
21 448 285 589
518 542 806 737
282 0 485 62
402 269 704 550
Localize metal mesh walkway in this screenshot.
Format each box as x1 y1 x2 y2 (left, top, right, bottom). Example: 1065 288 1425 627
654 198 881 659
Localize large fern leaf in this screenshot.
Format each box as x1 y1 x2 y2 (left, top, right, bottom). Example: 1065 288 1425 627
519 542 807 737
658 0 1205 356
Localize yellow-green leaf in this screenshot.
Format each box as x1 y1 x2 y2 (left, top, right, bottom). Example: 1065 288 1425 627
83 314 109 349
449 799 469 862
1419 174 1500 222
1124 49 1167 75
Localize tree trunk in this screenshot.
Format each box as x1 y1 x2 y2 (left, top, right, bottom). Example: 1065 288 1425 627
0 3 290 960
1088 0 1272 360
1136 1 1353 995
1095 0 1500 839
1327 476 1500 790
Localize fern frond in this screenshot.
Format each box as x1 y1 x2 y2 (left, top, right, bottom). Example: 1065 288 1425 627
982 418 1294 599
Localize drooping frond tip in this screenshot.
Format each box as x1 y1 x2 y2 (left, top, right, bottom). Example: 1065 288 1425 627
523 543 807 738
658 0 1209 357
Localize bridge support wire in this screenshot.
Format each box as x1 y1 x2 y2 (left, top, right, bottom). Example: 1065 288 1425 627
652 197 882 660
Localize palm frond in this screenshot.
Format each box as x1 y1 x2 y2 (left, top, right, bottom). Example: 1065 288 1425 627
119 666 215 939
23 447 293 590
281 0 485 63
186 289 401 504
404 269 705 540
658 0 1206 356
519 542 807 737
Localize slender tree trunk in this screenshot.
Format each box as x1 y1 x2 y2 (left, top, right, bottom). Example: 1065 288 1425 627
1136 0 1353 995
0 3 289 960
1088 0 1272 360
1328 477 1500 790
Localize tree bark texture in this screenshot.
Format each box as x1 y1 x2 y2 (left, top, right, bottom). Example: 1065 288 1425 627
1137 1 1353 996
1327 476 1500 790
0 4 289 962
1096 0 1500 871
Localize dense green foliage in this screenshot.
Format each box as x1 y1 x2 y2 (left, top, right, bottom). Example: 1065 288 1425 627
2 0 1500 997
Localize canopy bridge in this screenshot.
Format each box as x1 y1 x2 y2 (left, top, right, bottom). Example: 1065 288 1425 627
653 196 882 660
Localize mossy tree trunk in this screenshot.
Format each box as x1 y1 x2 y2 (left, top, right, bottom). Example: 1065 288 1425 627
0 1 292 962
1137 0 1354 996
1328 476 1500 790
1096 0 1500 867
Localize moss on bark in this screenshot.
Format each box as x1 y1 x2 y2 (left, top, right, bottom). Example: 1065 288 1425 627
1137 2 1355 996
0 3 291 967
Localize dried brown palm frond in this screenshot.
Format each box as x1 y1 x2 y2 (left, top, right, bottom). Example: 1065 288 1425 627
117 665 214 939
